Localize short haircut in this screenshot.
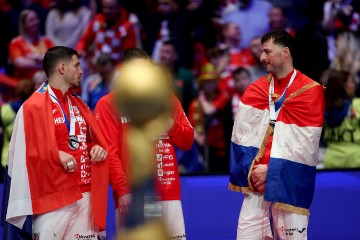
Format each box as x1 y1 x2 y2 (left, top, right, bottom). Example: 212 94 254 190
121 48 150 64
261 30 296 58
232 67 250 78
42 46 78 77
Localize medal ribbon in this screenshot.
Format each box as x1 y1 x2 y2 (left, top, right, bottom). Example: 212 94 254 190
269 70 297 123
47 84 77 137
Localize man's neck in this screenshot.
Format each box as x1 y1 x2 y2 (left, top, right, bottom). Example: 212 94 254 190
273 64 294 79
49 79 70 95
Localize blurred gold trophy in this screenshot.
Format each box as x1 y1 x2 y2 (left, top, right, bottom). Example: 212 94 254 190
114 60 172 240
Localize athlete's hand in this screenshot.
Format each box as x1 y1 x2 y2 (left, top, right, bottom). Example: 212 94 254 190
59 150 77 172
250 164 268 192
90 145 107 163
118 193 132 214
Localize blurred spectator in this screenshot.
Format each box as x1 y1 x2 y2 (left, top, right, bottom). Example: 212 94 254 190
0 79 34 179
231 67 251 119
323 70 360 168
295 3 330 82
0 0 21 73
331 31 360 76
31 69 46 89
268 6 295 35
220 0 240 17
81 53 117 110
188 63 229 172
76 0 137 69
207 46 235 95
159 41 196 113
138 0 194 68
322 0 359 33
45 0 92 49
186 0 218 49
247 36 267 82
9 9 54 80
221 22 255 69
223 0 272 48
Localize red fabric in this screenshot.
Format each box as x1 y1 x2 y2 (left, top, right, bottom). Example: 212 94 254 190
51 87 92 193
218 71 236 97
229 48 255 69
94 93 130 203
193 42 209 76
24 84 108 230
155 94 194 201
76 9 136 64
248 70 325 167
95 93 193 203
9 36 54 79
188 94 227 150
212 90 230 111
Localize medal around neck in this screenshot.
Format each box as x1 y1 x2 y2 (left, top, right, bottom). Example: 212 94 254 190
68 135 79 150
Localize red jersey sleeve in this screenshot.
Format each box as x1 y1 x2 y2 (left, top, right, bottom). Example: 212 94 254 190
94 96 130 197
168 95 194 150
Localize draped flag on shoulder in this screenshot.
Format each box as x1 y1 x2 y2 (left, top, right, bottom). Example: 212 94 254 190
1 83 109 239
229 70 324 215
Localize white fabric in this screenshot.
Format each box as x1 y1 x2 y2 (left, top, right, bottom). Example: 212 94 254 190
231 101 270 148
32 192 100 240
271 122 322 166
237 193 309 240
161 200 186 240
6 107 33 229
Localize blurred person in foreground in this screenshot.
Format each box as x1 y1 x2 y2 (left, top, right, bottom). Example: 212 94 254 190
2 46 108 239
94 48 193 239
229 30 324 239
323 70 360 168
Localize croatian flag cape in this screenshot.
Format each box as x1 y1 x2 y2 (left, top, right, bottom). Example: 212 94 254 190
1 83 109 239
229 70 324 215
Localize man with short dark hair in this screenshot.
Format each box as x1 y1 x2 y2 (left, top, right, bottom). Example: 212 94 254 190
229 30 324 239
2 46 108 240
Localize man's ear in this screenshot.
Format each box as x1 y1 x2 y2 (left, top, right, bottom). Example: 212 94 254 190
57 62 65 75
283 47 290 59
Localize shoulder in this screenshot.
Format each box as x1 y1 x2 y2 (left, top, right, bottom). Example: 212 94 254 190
10 36 24 46
95 93 115 111
293 71 323 95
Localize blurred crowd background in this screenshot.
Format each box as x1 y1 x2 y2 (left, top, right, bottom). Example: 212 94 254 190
0 0 359 176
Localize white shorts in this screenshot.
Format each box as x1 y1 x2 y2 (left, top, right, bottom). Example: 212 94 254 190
161 200 186 240
32 192 102 240
237 193 309 240
115 200 186 240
